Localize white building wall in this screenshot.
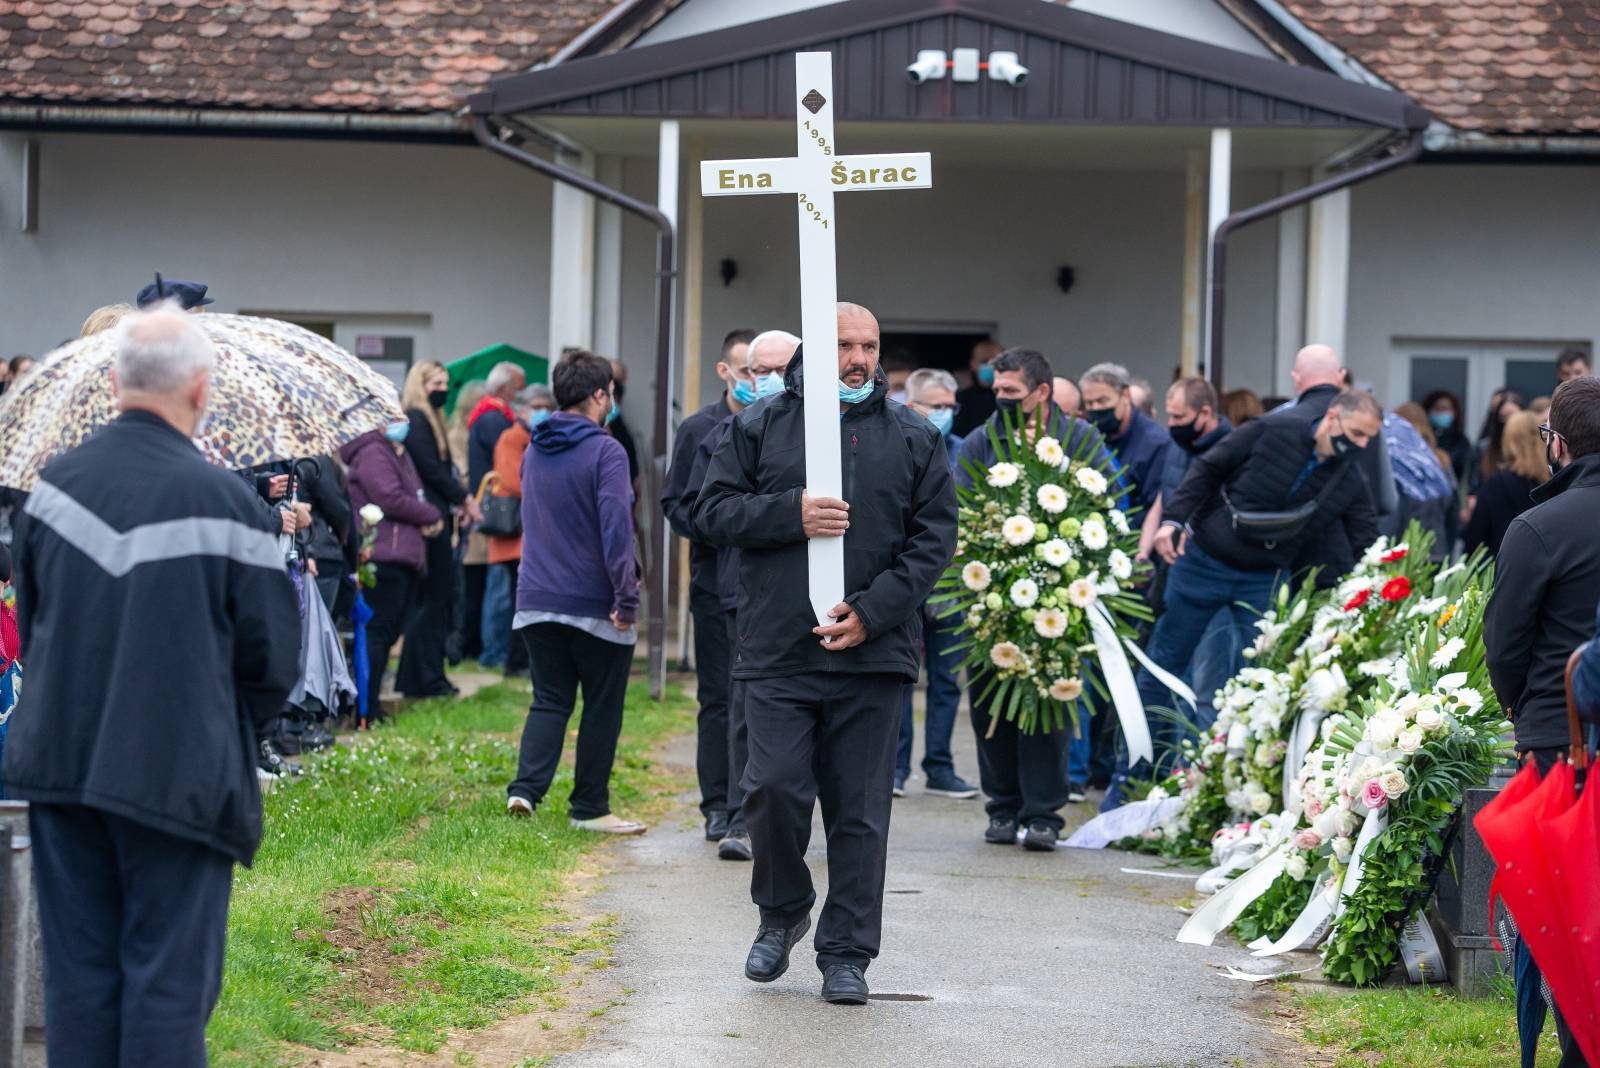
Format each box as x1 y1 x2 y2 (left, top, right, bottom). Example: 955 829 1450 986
0 132 553 366
1344 163 1600 408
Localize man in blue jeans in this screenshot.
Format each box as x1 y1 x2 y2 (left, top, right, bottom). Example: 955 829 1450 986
894 370 979 799
1101 387 1382 811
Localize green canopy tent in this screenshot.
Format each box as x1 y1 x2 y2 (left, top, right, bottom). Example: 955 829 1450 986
444 343 548 418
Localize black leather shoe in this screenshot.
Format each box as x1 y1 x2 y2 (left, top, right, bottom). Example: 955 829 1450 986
821 963 869 1005
983 816 1018 844
1022 821 1059 852
744 916 811 983
705 810 730 841
718 833 753 861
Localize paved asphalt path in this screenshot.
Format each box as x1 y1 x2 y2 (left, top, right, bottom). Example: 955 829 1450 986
555 713 1296 1067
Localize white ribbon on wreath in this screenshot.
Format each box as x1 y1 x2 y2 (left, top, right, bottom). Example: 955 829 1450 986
1087 601 1197 769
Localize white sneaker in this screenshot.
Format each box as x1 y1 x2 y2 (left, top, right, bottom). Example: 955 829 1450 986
506 795 534 817
571 813 648 835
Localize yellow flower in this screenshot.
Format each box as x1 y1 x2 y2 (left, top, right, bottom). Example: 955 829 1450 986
1438 603 1457 628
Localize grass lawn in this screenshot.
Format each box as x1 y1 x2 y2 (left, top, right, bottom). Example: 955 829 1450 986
1295 979 1562 1067
207 677 694 1067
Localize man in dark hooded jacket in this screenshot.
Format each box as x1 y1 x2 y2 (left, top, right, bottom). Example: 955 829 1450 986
3 304 299 1067
693 302 956 1006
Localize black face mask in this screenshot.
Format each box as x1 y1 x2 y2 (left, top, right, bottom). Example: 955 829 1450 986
1086 407 1121 437
995 396 1023 418
427 388 449 410
1169 419 1201 451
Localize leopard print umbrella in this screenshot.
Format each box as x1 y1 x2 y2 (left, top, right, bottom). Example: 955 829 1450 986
0 313 404 491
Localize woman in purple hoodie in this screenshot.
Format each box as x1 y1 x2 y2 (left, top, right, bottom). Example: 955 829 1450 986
340 421 443 711
505 350 645 834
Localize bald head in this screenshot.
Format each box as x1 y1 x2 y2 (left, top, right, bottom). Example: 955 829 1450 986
836 301 881 391
749 329 800 376
1052 376 1081 415
1291 344 1343 394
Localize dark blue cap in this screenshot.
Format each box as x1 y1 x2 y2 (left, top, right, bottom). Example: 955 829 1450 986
135 278 214 310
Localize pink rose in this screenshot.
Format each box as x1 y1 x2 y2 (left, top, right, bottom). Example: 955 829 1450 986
1306 798 1324 818
1294 829 1323 850
1362 779 1389 810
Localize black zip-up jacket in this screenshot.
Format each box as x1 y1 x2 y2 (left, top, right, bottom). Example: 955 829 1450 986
3 411 301 864
1485 452 1600 753
1163 395 1377 580
663 397 737 613
692 355 957 681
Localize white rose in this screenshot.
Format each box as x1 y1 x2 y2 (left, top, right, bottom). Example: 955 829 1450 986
1036 483 1068 514
1285 854 1309 881
1041 539 1073 567
1380 769 1409 798
1009 578 1039 608
1073 466 1108 496
1079 521 1108 551
1331 835 1353 863
962 561 992 591
359 503 385 526
1034 436 1065 466
1247 790 1273 815
986 462 1020 488
1416 707 1446 733
1397 728 1423 754
1002 515 1036 546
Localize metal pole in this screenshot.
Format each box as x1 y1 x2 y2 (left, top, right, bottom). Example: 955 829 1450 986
472 114 678 699
1207 126 1425 391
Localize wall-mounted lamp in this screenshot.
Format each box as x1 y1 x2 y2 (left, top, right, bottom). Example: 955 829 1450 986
719 258 738 287
1057 266 1076 295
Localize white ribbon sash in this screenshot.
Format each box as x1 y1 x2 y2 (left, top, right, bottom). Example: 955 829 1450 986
1335 807 1388 920
1062 796 1183 849
1284 708 1327 809
1087 603 1197 769
1176 844 1288 946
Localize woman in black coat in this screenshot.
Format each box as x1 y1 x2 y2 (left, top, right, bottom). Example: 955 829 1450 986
1464 410 1547 557
395 361 475 697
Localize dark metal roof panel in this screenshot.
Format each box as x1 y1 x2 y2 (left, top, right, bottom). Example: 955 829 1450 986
470 0 1429 130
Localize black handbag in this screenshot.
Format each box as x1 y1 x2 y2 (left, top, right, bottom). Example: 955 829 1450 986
1221 464 1349 550
477 475 522 538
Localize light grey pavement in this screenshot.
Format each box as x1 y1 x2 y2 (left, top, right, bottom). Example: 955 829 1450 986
557 715 1298 1068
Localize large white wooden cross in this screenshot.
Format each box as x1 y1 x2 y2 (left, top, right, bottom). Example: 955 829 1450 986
700 51 933 626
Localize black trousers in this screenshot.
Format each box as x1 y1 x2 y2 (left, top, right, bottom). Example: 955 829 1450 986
725 613 749 835
743 672 902 972
29 804 233 1068
395 530 455 696
969 674 1071 831
509 622 633 820
366 562 421 706
691 600 732 817
456 561 488 662
502 563 530 678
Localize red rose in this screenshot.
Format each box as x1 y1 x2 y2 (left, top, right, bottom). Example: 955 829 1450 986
1380 576 1412 602
1343 588 1371 612
1381 547 1408 563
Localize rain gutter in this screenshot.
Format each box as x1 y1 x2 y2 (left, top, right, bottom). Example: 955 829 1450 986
0 103 467 140
470 112 678 699
1209 126 1426 390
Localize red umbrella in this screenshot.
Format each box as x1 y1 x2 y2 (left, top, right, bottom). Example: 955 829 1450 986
1540 756 1600 1064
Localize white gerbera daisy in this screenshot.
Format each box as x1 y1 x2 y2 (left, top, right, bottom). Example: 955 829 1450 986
1036 483 1068 514
1034 436 1065 466
1033 607 1068 639
961 561 992 591
1430 637 1466 670
986 462 1020 488
1066 578 1098 608
1002 515 1036 545
1108 549 1133 581
1009 578 1039 608
1109 509 1130 535
1049 677 1084 702
1079 520 1108 551
1041 539 1072 567
1073 466 1108 496
990 642 1023 670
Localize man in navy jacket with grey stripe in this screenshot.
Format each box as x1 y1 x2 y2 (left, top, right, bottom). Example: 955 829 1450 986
3 306 299 1068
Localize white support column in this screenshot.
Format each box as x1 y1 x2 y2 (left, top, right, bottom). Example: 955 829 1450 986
1203 127 1231 375
1273 169 1309 396
547 146 596 357
657 120 680 440
1304 185 1350 358
1179 148 1205 376
591 154 624 357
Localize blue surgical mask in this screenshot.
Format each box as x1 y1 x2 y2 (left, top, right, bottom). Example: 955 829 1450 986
838 379 874 405
926 407 954 435
754 372 785 399
605 396 619 425
528 409 551 429
976 364 995 387
1428 410 1454 431
731 378 757 405
384 420 410 443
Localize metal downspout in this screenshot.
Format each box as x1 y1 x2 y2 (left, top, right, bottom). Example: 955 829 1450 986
471 113 678 699
1208 126 1425 390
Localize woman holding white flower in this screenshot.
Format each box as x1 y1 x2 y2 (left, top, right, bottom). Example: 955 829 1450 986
954 347 1121 851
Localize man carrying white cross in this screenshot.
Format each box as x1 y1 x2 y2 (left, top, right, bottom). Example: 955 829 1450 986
693 302 956 1005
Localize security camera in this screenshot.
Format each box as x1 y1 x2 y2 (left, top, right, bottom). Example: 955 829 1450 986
988 50 1029 87
906 49 947 84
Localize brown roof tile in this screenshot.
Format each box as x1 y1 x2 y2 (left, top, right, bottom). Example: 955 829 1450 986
0 0 618 115
1283 1 1600 134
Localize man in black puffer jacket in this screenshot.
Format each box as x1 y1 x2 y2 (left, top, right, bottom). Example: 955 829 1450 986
694 302 956 1006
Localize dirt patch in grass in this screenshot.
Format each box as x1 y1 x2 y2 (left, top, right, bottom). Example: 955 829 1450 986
310 887 434 1008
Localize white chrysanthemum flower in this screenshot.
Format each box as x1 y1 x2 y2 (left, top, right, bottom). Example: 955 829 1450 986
990 642 1023 670
1041 539 1072 567
1079 520 1108 551
1073 466 1108 496
1035 436 1065 466
1109 549 1133 581
359 503 385 526
1049 677 1084 702
1009 578 1039 608
962 561 992 591
1108 508 1130 535
1407 595 1448 619
1430 637 1466 669
1036 483 1068 514
986 462 1020 488
1357 658 1392 679
1247 790 1273 815
1066 578 1098 608
1450 687 1484 714
1033 607 1068 639
1002 515 1036 545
